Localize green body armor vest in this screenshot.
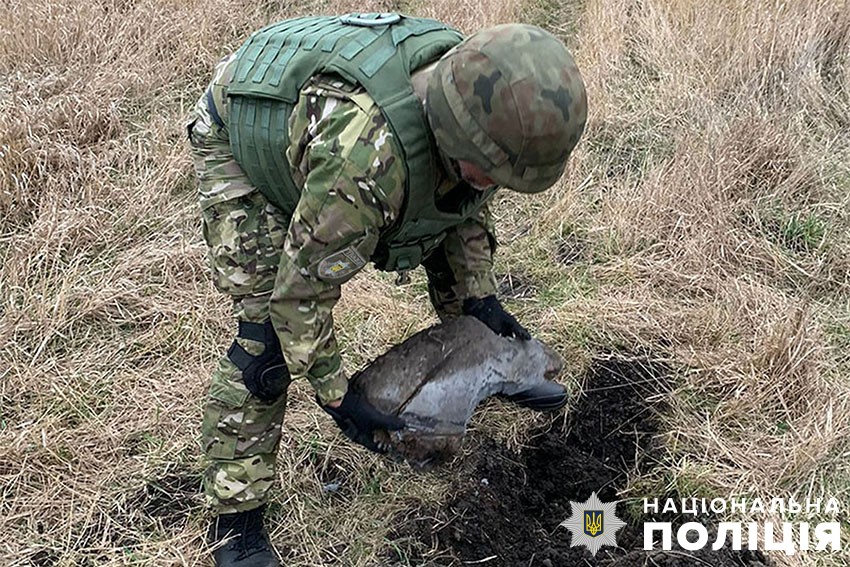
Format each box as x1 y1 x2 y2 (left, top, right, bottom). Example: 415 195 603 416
226 12 492 273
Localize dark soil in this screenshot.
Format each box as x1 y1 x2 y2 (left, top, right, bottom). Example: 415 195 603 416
386 355 772 567
126 467 202 531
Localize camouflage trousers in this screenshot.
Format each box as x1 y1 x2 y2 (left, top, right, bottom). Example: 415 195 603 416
188 60 293 514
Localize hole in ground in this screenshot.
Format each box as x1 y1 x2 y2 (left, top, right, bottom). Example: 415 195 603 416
126 468 202 531
385 354 773 567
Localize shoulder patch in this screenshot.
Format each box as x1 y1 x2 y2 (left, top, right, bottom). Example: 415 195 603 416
316 246 368 282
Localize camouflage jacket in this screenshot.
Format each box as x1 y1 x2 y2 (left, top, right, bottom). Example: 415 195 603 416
212 61 499 404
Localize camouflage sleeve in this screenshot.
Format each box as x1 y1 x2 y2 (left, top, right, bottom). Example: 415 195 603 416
423 202 499 319
269 78 405 405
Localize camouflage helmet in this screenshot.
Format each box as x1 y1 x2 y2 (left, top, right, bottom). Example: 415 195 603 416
426 24 587 193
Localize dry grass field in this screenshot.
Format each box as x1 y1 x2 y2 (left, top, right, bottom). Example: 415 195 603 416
1 0 849 565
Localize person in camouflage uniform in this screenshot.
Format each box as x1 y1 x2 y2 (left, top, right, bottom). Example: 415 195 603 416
187 14 586 567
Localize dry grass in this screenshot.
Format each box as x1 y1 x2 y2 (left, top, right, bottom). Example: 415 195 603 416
1 0 848 565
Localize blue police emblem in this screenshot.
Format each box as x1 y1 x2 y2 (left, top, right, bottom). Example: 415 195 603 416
584 510 603 537
560 492 625 556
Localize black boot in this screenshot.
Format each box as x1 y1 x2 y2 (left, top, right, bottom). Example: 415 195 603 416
209 505 281 567
503 381 569 410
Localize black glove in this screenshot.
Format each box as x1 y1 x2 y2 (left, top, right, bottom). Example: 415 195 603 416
320 390 405 453
462 295 531 340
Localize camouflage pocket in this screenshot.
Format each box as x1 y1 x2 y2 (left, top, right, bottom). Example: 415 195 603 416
202 358 288 461
208 367 251 407
202 360 250 460
195 149 255 211
201 191 283 297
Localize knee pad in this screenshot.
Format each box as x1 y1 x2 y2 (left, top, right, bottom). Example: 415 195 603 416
227 320 290 402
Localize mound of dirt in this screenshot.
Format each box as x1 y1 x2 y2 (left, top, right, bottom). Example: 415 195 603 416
386 355 772 567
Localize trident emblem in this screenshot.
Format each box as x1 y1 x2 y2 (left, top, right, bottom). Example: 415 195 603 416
584 510 603 537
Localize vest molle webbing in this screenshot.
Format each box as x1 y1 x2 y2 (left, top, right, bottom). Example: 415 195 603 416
227 13 491 272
